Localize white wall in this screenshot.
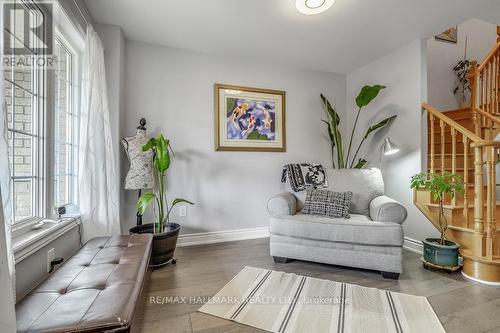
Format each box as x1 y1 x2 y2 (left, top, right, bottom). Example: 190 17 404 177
346 39 438 245
0 195 16 332
96 24 126 229
427 18 497 111
122 41 346 234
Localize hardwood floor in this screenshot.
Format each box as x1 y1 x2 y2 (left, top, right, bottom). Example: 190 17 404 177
141 238 500 333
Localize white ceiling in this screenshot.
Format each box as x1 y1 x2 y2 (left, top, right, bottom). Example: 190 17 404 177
84 0 500 74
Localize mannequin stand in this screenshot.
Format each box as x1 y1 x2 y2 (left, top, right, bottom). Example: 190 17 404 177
137 189 143 226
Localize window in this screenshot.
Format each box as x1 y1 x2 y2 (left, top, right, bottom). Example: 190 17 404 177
53 36 79 208
4 1 43 222
3 1 82 223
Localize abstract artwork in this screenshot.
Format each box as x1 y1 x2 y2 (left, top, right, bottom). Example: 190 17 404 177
214 84 286 152
435 27 458 43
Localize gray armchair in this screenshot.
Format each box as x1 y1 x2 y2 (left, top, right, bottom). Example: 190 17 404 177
268 168 407 279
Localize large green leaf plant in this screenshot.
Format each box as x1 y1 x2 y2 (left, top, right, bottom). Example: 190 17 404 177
321 85 397 169
137 134 193 233
410 172 465 245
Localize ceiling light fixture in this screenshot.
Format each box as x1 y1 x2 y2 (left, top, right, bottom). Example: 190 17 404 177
296 0 336 15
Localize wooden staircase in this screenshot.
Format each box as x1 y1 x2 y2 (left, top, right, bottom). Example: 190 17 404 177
415 40 500 284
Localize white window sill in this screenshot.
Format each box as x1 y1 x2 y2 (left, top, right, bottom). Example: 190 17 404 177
13 217 81 264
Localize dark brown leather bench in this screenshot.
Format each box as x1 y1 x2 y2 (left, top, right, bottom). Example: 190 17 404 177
16 234 153 333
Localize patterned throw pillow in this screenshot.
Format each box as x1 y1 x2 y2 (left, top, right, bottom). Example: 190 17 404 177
301 188 353 219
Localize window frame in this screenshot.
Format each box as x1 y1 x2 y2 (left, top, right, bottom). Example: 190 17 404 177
3 0 84 225
4 0 47 224
47 30 81 218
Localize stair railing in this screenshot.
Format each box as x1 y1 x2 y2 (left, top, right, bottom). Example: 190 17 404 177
423 103 500 259
469 41 500 139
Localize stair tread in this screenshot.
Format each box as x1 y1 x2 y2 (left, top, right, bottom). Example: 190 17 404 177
429 153 472 156
429 167 471 170
425 201 500 209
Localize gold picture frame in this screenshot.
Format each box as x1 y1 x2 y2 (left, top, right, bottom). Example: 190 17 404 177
435 27 458 43
214 83 286 152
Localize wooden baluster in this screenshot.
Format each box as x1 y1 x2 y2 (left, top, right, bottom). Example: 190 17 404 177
496 53 499 115
490 147 500 258
497 52 500 113
463 136 469 226
491 61 494 117
488 61 492 140
487 63 491 117
492 61 495 115
440 120 445 176
430 114 435 174
469 61 480 136
492 56 495 117
473 145 485 257
451 128 457 206
481 71 486 133
484 70 488 130
486 145 496 259
497 52 499 114
494 55 498 116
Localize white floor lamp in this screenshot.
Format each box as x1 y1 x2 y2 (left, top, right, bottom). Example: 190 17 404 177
379 137 400 170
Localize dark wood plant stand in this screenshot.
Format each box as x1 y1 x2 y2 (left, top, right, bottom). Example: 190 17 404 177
130 222 180 268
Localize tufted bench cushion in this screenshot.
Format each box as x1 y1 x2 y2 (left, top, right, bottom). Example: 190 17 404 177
16 234 153 333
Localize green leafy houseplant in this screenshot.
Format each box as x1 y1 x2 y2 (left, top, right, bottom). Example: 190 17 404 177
321 85 397 169
410 172 465 245
453 36 471 107
137 134 193 233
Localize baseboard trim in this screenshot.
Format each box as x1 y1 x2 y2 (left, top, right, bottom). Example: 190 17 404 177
177 227 270 247
461 271 500 286
403 237 423 255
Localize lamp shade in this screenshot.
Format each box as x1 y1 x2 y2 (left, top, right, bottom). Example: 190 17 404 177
382 138 400 156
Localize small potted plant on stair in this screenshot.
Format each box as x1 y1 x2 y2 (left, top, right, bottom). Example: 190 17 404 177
410 171 465 271
130 134 193 268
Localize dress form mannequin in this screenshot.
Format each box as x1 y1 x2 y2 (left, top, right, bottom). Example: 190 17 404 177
122 118 154 225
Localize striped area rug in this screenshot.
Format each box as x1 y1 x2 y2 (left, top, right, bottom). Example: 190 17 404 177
198 266 445 333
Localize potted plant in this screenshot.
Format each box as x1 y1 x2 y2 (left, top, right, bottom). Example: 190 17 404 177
130 134 193 267
410 172 465 268
321 84 397 169
453 36 471 108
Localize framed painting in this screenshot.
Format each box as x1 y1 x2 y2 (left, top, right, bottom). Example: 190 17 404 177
214 83 286 152
435 27 458 43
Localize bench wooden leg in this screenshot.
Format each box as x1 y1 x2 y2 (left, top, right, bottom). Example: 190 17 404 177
273 256 291 264
381 271 400 280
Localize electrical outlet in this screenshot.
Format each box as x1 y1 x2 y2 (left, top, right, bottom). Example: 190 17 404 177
179 205 187 217
47 248 55 273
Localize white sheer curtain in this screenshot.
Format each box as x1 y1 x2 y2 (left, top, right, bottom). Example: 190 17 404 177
0 4 17 331
78 25 120 242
